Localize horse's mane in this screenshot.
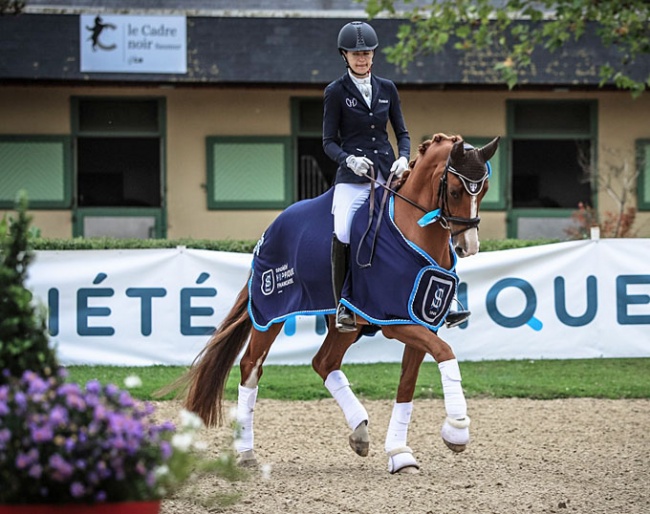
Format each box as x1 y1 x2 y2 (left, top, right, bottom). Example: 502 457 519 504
393 133 462 190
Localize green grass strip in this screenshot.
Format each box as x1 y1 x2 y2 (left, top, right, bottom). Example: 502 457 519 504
66 358 650 402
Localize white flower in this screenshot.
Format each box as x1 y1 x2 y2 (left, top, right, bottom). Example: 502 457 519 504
154 464 170 478
124 375 142 388
180 409 204 431
171 433 193 452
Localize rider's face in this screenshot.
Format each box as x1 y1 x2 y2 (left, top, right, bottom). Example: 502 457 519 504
345 51 374 77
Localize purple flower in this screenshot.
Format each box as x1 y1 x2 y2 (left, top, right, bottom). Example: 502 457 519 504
86 380 102 395
0 427 11 447
64 392 86 411
70 481 85 498
14 391 27 411
95 490 107 502
105 384 119 397
160 440 172 460
16 448 39 469
25 371 49 395
48 454 74 481
30 424 54 443
118 391 135 408
49 404 69 426
28 464 43 479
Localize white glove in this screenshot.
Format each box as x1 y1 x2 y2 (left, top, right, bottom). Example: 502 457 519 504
390 156 409 178
346 155 374 176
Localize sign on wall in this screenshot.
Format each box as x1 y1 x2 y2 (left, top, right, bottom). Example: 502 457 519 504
80 15 187 73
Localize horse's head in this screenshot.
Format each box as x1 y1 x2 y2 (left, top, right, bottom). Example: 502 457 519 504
442 136 500 257
403 133 500 259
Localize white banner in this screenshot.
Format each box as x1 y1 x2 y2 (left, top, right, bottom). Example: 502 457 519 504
26 240 650 366
80 15 187 73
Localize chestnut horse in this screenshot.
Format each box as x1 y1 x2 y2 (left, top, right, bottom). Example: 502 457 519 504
171 133 499 474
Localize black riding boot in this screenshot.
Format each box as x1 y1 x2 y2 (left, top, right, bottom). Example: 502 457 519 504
331 235 357 332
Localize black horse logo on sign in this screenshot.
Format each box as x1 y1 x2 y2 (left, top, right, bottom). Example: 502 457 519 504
86 16 117 52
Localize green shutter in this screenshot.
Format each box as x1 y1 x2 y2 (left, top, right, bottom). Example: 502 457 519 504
206 136 292 209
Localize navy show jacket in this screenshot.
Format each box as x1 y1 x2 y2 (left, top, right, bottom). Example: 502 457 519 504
322 72 411 185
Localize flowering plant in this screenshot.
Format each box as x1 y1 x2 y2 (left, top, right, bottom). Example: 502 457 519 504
0 368 240 505
0 194 244 507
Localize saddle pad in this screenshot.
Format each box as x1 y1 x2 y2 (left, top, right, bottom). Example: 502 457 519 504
248 189 336 330
341 194 458 331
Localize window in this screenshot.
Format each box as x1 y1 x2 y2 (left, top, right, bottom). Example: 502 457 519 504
507 100 597 239
72 97 165 238
292 98 336 201
637 139 650 211
0 136 71 209
206 136 292 209
73 98 163 208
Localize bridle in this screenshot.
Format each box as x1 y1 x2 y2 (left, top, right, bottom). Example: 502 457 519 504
366 156 490 237
436 158 490 237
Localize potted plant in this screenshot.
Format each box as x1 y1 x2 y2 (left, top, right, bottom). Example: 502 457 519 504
0 194 244 513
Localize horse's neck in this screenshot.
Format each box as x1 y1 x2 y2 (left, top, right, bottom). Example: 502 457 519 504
393 173 453 270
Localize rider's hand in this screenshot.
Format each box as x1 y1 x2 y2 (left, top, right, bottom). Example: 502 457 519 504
390 156 409 178
346 155 374 176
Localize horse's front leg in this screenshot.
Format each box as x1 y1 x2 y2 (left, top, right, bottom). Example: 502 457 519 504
383 325 471 454
235 324 283 467
312 320 369 457
384 346 425 474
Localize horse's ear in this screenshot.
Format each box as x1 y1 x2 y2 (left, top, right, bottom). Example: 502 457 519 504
480 136 500 162
450 139 465 161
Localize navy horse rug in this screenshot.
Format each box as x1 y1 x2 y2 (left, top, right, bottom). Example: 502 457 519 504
248 187 459 333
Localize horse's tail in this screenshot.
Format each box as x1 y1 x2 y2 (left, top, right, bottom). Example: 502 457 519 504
158 281 252 427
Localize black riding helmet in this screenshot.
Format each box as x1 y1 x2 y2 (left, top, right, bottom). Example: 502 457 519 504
337 21 379 53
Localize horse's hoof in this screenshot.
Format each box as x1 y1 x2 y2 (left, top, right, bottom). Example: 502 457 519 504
387 446 420 474
443 440 467 453
237 449 259 468
441 416 471 453
349 420 370 457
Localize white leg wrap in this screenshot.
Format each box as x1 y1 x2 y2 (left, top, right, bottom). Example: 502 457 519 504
234 384 258 453
386 446 419 474
325 370 369 431
439 359 470 447
438 359 467 420
384 401 413 452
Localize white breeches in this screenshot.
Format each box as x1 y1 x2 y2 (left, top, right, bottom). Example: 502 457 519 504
332 179 383 244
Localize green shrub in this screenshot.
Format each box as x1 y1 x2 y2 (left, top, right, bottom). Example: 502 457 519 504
29 237 557 253
0 193 59 384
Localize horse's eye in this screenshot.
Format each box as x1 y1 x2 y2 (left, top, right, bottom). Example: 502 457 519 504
450 190 460 200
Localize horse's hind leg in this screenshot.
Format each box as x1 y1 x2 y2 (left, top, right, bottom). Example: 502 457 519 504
312 322 369 457
235 324 282 467
385 346 425 474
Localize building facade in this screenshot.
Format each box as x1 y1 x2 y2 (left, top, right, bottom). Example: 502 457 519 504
1 1 649 240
